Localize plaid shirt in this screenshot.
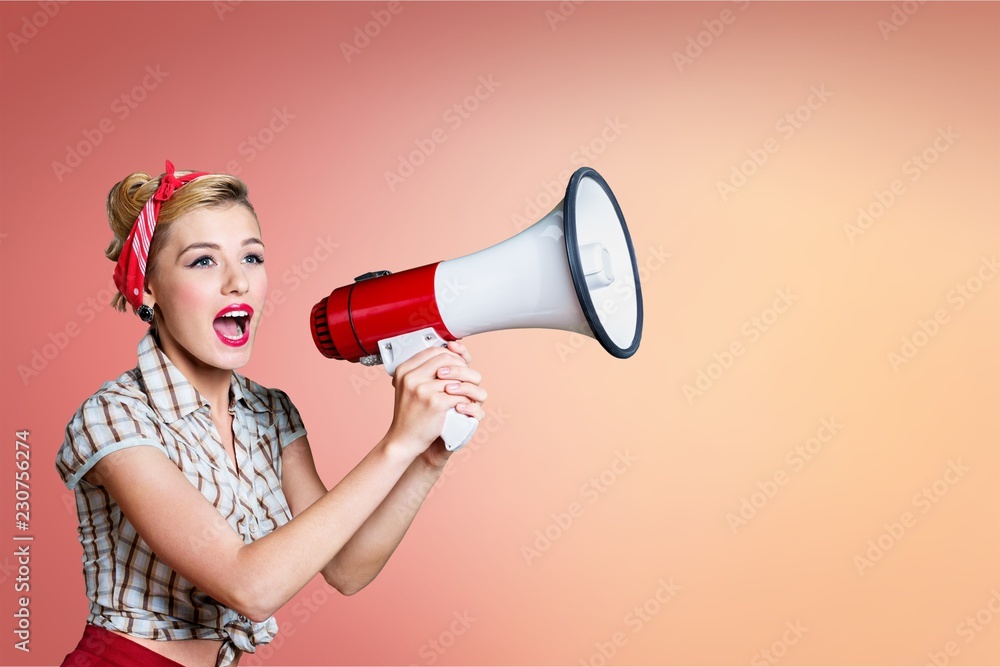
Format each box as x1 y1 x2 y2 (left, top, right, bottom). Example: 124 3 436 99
56 329 308 667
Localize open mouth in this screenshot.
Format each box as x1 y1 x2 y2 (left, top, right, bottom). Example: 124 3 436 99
213 306 253 346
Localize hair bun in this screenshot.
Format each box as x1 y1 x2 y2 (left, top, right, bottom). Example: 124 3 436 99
104 171 155 262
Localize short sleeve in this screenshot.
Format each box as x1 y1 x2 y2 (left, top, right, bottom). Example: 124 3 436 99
271 389 307 449
56 393 168 490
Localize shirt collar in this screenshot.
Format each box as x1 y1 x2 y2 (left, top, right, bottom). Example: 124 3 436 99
136 328 270 423
231 371 271 415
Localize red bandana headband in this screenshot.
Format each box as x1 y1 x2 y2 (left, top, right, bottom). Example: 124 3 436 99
113 160 209 311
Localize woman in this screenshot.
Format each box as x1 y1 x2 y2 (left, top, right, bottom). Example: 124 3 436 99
55 161 487 667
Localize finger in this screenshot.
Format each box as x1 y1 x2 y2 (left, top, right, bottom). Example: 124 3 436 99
455 401 486 422
393 348 460 389
443 381 487 404
429 378 483 397
394 345 466 379
446 339 472 365
436 365 482 385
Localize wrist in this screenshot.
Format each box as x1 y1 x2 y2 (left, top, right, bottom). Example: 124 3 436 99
378 430 424 466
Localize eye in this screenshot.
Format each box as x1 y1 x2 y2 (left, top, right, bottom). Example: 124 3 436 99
244 253 265 265
189 255 215 268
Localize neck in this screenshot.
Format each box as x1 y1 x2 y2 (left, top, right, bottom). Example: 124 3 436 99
152 328 234 415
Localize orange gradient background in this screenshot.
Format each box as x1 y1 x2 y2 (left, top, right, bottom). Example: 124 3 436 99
1 2 997 665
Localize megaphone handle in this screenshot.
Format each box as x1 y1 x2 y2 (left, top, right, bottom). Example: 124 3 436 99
442 408 479 451
378 327 479 452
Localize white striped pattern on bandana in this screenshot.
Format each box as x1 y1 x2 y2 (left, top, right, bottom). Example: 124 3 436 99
133 196 157 276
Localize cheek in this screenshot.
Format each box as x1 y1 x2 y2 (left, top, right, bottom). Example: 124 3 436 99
254 269 268 299
163 277 212 316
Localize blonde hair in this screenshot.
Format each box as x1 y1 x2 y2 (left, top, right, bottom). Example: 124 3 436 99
105 167 257 313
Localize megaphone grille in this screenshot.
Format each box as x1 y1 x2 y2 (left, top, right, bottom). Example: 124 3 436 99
310 296 342 359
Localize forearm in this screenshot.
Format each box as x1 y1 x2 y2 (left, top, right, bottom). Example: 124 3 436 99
320 453 446 593
233 434 415 621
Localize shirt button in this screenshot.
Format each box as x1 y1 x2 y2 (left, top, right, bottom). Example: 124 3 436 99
238 614 248 622
249 523 258 535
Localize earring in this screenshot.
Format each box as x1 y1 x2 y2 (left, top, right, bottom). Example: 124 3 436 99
138 305 154 323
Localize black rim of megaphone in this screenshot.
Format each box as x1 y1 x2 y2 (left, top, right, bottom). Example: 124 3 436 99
563 167 643 359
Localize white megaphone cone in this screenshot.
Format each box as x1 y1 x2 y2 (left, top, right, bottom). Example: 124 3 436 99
436 167 642 357
311 167 643 450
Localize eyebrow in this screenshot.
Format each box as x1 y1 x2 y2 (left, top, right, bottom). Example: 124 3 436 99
178 238 265 255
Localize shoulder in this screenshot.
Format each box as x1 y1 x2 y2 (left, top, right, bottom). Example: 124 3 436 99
56 370 165 489
65 369 159 434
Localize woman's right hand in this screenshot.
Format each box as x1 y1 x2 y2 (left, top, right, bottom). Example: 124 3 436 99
383 343 486 460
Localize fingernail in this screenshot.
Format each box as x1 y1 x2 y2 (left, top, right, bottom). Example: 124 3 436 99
447 383 460 391
438 367 450 377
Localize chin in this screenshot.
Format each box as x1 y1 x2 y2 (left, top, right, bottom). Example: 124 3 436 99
218 350 253 370
195 333 256 372
215 340 255 369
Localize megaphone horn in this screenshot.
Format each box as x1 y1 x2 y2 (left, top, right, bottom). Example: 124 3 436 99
310 166 643 449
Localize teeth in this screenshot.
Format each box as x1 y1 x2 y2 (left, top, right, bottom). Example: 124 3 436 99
221 310 249 318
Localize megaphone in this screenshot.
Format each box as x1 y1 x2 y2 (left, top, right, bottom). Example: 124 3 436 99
310 166 642 450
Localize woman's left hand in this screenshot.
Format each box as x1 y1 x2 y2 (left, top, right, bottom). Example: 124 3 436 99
419 339 487 470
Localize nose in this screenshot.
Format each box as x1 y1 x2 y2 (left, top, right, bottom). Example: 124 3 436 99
223 260 250 295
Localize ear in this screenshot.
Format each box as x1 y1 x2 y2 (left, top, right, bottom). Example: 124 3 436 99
143 283 156 309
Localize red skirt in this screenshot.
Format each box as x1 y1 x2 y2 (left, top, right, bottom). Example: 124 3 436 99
61 624 186 666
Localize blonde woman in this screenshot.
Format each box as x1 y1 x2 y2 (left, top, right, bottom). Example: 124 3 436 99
56 161 487 666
